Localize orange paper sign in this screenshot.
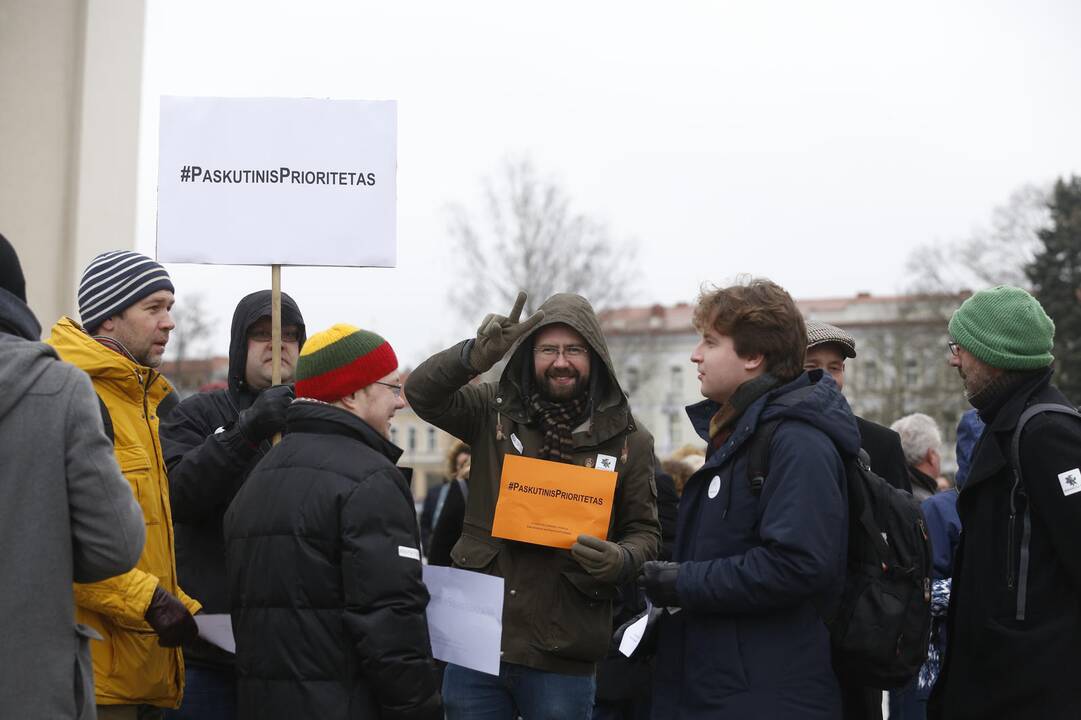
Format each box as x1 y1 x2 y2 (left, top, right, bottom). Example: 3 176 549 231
491 454 618 549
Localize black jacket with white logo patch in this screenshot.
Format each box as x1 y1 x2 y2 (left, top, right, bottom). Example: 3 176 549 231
931 370 1081 720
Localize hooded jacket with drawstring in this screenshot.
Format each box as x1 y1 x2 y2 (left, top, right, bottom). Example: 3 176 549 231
405 293 661 676
159 290 305 670
0 290 146 719
47 316 202 709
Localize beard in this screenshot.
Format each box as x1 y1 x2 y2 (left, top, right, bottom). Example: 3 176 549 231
537 367 589 401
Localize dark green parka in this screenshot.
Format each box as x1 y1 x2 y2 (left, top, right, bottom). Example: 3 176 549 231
405 293 660 675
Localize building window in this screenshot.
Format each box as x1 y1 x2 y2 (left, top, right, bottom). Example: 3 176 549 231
670 366 682 392
864 360 879 389
428 426 437 451
625 367 639 395
408 427 417 451
905 358 919 387
669 413 682 448
390 426 399 444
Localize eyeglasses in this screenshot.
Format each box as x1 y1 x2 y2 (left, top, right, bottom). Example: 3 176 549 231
374 381 403 397
534 345 589 360
947 341 960 357
248 328 301 343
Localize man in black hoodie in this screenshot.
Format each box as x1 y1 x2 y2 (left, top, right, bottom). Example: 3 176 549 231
159 290 305 720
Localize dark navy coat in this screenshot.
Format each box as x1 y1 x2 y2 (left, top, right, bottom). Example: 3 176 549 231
652 371 859 720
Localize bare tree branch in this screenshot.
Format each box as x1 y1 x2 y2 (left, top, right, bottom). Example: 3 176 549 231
904 183 1051 294
447 155 640 322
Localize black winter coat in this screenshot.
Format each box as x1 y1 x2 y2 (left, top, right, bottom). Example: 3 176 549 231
427 479 466 567
224 401 441 720
930 370 1081 720
159 291 305 668
855 416 911 494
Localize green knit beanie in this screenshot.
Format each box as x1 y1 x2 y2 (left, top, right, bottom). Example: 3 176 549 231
948 286 1055 370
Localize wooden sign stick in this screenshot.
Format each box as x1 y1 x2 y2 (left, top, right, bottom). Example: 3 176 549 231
272 264 282 445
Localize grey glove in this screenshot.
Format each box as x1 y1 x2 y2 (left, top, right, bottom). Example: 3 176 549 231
639 560 681 608
237 384 294 443
571 534 628 584
467 291 545 374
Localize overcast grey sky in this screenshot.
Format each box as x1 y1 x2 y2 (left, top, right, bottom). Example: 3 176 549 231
137 0 1081 367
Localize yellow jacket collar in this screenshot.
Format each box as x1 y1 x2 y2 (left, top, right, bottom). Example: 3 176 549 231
46 317 173 400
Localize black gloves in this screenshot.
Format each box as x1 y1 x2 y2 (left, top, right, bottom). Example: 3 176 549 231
468 291 545 374
237 384 294 444
639 560 682 608
144 586 198 648
571 534 628 584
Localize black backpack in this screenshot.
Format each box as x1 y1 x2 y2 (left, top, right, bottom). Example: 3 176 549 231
747 412 933 689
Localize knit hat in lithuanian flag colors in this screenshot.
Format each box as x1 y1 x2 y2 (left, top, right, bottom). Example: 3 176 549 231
295 324 398 403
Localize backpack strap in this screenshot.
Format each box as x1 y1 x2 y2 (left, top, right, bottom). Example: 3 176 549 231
747 419 783 496
744 385 817 495
96 395 115 445
1007 402 1081 620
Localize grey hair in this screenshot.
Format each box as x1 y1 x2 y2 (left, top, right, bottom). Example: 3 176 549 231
890 413 942 467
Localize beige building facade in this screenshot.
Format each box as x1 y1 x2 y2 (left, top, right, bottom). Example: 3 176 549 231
1 0 146 333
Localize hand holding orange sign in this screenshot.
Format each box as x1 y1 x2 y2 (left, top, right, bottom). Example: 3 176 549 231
492 455 617 549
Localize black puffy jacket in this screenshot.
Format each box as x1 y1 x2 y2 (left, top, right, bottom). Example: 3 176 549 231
224 400 441 720
159 291 304 667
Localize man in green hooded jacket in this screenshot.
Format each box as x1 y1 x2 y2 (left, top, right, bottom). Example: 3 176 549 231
405 291 660 720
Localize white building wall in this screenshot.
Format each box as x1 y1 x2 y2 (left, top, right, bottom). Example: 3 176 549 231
0 0 145 333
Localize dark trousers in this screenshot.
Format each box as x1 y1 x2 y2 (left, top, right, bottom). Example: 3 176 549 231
163 665 236 720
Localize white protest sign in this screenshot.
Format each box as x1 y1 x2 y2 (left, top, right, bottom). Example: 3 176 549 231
156 96 396 267
422 565 504 676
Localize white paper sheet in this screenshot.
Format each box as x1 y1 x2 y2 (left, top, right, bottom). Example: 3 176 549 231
618 607 650 658
422 565 504 675
194 613 236 654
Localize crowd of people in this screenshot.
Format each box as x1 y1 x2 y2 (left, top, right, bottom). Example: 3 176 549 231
2 233 1080 720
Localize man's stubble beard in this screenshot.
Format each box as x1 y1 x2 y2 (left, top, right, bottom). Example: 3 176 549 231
538 370 588 402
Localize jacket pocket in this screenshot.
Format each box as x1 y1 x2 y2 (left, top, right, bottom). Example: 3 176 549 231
107 626 175 702
534 569 617 663
451 532 502 573
114 443 161 526
74 623 102 719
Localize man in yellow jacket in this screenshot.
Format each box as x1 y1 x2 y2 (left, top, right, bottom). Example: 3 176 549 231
49 251 202 720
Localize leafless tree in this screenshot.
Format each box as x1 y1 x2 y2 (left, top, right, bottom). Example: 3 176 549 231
167 293 215 380
447 156 640 323
905 183 1050 294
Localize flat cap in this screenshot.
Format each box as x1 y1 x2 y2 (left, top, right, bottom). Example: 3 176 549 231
806 320 857 358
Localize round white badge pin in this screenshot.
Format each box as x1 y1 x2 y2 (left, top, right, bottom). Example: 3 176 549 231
708 476 721 499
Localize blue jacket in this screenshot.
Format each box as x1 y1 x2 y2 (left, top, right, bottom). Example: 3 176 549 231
953 410 984 490
652 371 859 720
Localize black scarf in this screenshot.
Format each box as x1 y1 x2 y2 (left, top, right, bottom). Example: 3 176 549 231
529 392 591 462
970 369 1043 420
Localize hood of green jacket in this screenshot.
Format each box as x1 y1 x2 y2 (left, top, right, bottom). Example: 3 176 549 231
498 293 631 442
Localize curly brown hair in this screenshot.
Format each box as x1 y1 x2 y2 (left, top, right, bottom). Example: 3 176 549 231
692 277 806 383
445 440 471 477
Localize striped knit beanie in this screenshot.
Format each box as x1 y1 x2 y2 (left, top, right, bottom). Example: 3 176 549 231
949 286 1055 370
296 324 398 402
78 251 174 333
